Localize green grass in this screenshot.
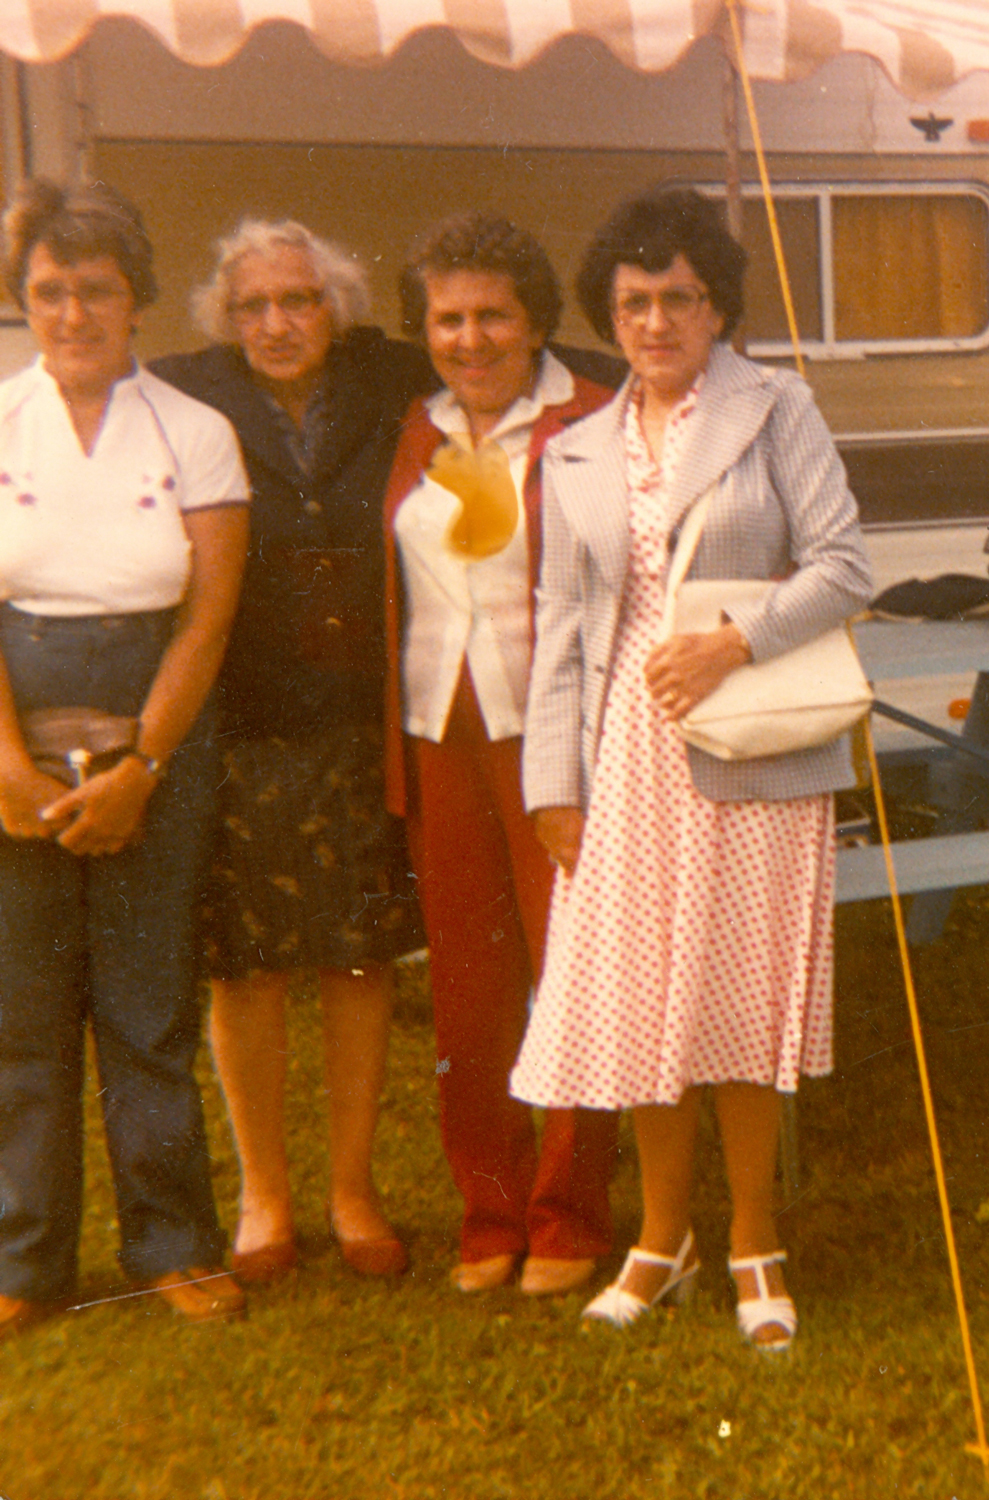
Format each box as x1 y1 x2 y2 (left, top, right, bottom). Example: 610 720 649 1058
5 895 989 1498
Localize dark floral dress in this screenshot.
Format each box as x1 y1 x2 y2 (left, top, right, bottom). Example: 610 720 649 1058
201 723 420 975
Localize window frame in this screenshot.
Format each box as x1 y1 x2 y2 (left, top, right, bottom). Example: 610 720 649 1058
734 181 989 360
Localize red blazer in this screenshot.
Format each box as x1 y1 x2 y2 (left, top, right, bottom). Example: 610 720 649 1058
383 374 612 817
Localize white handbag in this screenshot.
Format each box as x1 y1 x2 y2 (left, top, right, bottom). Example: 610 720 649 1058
660 490 873 761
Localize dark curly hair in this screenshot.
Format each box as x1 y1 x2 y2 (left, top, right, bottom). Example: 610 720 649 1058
577 187 746 343
3 178 157 310
399 212 562 341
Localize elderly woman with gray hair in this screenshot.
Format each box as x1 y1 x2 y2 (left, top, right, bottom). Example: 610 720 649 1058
153 219 433 1282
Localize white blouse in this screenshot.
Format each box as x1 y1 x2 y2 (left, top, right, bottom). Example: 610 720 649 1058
395 351 574 744
0 359 248 616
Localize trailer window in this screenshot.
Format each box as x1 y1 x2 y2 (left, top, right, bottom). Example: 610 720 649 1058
832 195 988 341
742 197 822 342
740 185 989 358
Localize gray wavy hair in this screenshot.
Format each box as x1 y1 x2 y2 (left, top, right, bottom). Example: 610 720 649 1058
192 218 371 343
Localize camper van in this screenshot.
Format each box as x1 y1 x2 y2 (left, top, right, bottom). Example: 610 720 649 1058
4 25 989 749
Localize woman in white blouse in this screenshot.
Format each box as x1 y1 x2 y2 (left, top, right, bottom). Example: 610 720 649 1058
383 213 619 1295
0 180 249 1334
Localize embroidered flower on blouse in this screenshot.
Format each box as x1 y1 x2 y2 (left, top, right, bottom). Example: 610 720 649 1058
313 843 337 870
241 909 265 941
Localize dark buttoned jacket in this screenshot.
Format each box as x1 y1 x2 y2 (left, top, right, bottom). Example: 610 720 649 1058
152 331 434 738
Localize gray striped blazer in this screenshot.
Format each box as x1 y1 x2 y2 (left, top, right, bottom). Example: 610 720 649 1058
522 342 874 809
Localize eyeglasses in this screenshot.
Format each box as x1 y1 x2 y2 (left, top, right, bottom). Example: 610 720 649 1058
229 290 325 322
612 288 710 325
26 279 131 313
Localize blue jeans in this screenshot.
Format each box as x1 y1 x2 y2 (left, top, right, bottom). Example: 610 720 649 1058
0 606 224 1299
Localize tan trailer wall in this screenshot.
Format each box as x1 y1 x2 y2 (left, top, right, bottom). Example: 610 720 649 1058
95 140 989 438
95 140 729 359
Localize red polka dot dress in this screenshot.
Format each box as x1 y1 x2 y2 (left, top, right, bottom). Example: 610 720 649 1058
510 383 835 1110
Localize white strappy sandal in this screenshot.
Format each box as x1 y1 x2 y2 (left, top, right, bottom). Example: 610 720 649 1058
581 1230 699 1329
728 1249 797 1352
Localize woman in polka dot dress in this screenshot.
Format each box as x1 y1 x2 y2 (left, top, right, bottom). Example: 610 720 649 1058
511 189 872 1350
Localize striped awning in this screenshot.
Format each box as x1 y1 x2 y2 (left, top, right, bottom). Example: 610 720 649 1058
1 0 988 100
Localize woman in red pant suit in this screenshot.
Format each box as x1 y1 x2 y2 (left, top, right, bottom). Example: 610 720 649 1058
384 213 619 1294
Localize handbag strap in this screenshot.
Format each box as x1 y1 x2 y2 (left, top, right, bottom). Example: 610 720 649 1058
659 487 715 642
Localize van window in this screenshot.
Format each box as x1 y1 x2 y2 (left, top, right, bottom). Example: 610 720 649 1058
739 186 989 357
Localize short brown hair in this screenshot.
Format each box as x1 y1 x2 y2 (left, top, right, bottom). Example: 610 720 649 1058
577 187 746 343
399 212 562 341
3 178 157 310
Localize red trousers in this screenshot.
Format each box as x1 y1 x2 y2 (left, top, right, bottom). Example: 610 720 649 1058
405 672 617 1262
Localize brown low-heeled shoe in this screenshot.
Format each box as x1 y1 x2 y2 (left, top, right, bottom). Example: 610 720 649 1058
520 1256 596 1297
147 1267 246 1323
451 1254 518 1292
337 1235 408 1277
0 1293 58 1340
328 1200 408 1277
231 1241 298 1286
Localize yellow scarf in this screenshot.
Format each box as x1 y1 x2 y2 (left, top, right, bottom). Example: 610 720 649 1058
426 437 519 560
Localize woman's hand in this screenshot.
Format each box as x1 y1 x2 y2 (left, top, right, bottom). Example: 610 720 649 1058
644 624 751 719
42 756 157 857
0 762 75 839
534 806 585 877
26 506 248 860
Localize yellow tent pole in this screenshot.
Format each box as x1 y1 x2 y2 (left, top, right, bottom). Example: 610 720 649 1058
724 1 989 1471
724 0 805 379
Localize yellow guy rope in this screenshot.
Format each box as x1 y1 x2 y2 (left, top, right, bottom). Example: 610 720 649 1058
864 722 989 1472
724 0 989 1473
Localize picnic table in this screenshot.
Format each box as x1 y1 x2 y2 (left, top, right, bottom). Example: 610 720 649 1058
836 620 989 906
